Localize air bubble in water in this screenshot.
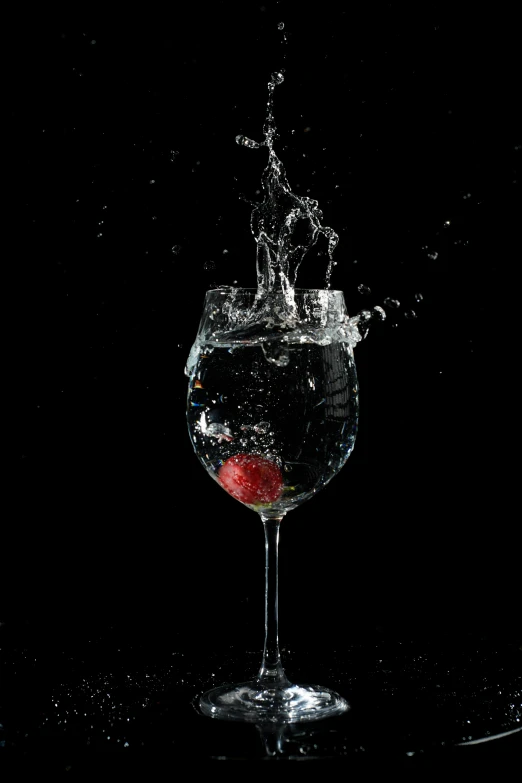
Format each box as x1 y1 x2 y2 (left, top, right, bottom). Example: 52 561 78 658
262 342 290 366
205 422 234 442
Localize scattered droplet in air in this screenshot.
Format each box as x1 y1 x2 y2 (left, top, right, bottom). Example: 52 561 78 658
271 71 285 85
277 22 285 30
357 284 371 295
235 135 261 149
404 310 417 320
373 306 386 322
355 310 373 339
414 292 424 302
171 245 181 254
383 297 400 309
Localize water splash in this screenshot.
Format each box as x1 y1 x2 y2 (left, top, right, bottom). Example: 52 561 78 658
236 72 339 309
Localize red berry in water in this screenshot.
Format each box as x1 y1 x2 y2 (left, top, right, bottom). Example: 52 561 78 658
218 454 284 505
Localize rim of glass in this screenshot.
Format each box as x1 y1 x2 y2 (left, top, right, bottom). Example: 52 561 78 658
205 287 344 294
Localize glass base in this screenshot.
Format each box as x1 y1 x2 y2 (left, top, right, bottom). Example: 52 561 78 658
199 680 349 723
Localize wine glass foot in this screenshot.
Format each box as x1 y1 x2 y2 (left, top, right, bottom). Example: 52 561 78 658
199 680 349 723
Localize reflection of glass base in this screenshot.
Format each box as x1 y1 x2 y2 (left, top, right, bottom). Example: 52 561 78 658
199 680 349 723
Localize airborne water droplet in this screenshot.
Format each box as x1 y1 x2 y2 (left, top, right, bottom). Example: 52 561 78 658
235 135 261 149
277 22 285 30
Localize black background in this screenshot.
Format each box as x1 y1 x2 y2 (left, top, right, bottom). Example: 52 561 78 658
6 2 521 765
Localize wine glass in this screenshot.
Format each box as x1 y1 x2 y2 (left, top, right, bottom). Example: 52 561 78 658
185 286 360 723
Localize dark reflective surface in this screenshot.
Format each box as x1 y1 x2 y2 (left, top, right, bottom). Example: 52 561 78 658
1 622 520 770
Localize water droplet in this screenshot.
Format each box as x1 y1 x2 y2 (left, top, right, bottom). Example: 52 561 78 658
271 71 285 85
414 292 423 302
236 135 261 149
171 245 181 254
358 284 371 295
404 309 417 320
277 22 285 30
373 306 386 321
383 297 400 309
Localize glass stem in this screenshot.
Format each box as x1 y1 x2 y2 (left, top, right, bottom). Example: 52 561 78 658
257 516 290 687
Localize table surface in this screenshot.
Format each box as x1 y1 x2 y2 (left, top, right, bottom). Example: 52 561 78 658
1 620 520 771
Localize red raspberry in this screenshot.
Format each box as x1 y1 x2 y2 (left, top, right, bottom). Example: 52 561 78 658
218 454 284 505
